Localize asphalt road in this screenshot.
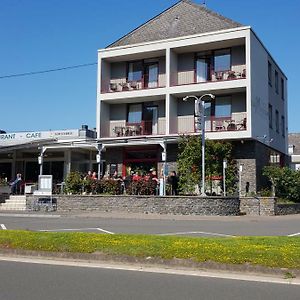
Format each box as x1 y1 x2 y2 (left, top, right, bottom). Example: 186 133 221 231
0 260 299 300
0 213 300 237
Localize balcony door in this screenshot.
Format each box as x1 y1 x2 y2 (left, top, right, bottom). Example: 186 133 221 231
196 58 209 83
144 63 158 88
128 61 143 82
143 106 158 135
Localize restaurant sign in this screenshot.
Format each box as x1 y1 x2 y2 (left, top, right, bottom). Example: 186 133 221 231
0 129 79 146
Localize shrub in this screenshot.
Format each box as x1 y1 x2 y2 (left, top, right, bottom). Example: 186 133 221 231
263 166 300 203
0 178 8 186
126 179 157 195
65 172 83 194
102 179 122 195
177 136 237 195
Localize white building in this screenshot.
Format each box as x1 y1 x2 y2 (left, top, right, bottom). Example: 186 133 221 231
96 0 288 193
288 133 300 171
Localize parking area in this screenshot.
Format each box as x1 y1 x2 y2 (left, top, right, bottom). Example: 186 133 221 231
1 213 300 237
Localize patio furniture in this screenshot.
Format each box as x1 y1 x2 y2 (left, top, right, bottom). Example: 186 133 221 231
236 118 247 130
114 126 124 137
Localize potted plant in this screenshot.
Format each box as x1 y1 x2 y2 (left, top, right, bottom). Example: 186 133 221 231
0 178 10 194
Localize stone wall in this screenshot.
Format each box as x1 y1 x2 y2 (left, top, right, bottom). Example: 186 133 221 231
240 197 276 216
233 140 271 195
26 195 240 216
276 203 300 215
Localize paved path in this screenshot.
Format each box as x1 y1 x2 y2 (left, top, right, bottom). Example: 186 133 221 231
1 212 300 237
0 259 299 300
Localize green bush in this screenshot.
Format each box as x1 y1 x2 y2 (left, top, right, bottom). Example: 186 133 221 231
102 179 122 195
65 172 83 194
263 166 300 202
177 136 237 195
0 178 8 186
126 179 157 195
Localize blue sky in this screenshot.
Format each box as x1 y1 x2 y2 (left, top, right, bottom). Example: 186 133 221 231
0 0 299 133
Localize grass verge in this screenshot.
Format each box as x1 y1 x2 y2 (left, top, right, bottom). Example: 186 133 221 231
0 230 299 269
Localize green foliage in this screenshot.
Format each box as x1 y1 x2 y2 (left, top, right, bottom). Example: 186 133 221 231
0 230 300 270
0 178 8 186
65 172 122 195
257 188 272 197
177 136 237 195
263 166 300 202
126 179 157 195
101 179 122 195
65 172 83 194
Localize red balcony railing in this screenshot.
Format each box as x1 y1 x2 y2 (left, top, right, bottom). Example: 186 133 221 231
170 67 246 87
177 115 247 134
101 74 166 93
110 120 165 137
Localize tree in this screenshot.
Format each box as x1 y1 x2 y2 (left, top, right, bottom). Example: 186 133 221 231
177 136 237 195
263 166 300 202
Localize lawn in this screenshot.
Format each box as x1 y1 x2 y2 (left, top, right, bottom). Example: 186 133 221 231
0 230 299 269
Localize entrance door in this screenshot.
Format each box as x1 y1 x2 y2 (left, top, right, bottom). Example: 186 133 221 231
145 63 158 88
123 146 158 177
196 58 209 83
143 106 158 135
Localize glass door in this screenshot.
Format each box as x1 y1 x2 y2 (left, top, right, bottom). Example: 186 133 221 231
145 63 158 88
143 106 158 135
196 58 208 83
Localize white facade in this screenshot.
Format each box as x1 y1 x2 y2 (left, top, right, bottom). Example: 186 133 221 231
97 26 288 155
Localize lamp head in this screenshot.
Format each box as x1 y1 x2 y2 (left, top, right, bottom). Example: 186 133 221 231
183 96 189 102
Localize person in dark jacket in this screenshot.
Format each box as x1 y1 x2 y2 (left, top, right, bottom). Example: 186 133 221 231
10 173 22 195
168 171 179 195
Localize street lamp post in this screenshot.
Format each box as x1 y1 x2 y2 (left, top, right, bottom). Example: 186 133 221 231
183 94 215 196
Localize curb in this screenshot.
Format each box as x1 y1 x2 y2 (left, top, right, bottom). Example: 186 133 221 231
0 213 61 218
0 248 299 282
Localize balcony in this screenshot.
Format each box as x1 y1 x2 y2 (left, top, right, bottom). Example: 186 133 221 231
103 119 166 138
101 74 166 93
176 113 247 134
170 66 246 87
101 57 166 94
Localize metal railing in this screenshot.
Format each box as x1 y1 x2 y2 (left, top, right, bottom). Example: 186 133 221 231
177 115 247 134
170 67 246 86
101 74 166 93
106 120 166 138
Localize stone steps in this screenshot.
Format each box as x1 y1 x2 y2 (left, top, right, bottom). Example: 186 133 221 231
0 195 27 211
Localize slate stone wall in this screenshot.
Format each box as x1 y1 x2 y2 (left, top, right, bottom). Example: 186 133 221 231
276 203 300 215
240 197 276 216
26 195 240 216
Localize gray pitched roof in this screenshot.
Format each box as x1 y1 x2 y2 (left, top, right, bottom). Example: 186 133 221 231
107 0 243 48
289 133 300 155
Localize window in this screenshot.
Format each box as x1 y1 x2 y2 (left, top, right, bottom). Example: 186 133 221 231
127 104 142 123
275 110 279 133
281 115 285 137
215 97 231 117
275 70 279 94
214 49 231 72
268 61 272 86
269 104 273 128
128 61 143 82
281 78 285 100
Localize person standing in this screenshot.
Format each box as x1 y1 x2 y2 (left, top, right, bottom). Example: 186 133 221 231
168 171 179 195
10 173 22 195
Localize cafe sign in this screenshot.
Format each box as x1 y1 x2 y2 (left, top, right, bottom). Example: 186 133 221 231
0 129 79 145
